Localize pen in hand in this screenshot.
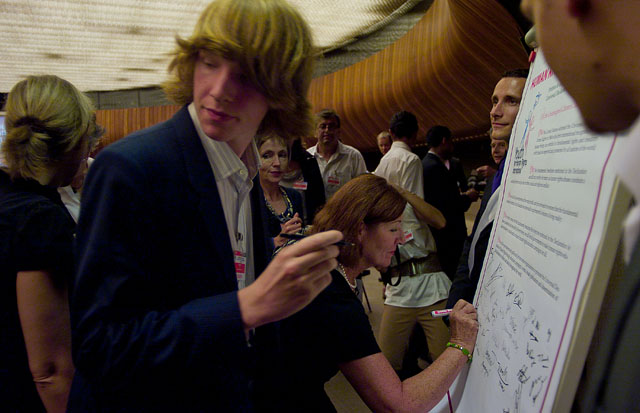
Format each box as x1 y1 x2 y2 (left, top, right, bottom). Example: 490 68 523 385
431 309 453 318
279 232 354 247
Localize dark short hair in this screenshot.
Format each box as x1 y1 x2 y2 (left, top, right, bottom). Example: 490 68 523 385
502 68 529 79
425 125 452 148
315 109 340 128
389 110 418 139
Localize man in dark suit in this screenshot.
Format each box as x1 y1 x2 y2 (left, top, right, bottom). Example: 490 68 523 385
521 1 640 411
449 156 469 193
447 69 527 308
68 1 341 411
422 125 479 278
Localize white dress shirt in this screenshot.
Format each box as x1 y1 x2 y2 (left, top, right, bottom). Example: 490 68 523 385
188 103 257 289
308 141 366 200
615 116 640 263
58 185 81 223
374 141 451 307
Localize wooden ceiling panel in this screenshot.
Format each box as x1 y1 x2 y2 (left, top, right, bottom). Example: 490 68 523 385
307 0 529 151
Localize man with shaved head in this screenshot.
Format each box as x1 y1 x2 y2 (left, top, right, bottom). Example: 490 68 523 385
447 69 528 309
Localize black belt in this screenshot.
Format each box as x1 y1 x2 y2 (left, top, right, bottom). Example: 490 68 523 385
389 254 442 278
382 253 442 286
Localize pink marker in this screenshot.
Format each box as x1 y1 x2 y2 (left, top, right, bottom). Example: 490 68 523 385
431 309 453 318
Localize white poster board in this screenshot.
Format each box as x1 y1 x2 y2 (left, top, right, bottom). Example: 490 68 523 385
433 49 628 412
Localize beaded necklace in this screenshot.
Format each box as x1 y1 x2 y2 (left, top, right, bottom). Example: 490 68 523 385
336 262 358 295
264 186 293 223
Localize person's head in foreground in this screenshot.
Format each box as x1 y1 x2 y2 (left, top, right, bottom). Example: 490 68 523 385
517 2 640 411
520 0 639 133
310 174 406 272
163 0 315 154
2 75 102 187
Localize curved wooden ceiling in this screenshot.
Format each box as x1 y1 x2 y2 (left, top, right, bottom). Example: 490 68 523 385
307 0 529 152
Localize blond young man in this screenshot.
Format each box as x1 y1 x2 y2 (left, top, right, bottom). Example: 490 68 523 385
69 1 341 411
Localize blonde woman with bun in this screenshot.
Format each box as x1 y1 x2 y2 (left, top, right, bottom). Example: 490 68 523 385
0 75 102 413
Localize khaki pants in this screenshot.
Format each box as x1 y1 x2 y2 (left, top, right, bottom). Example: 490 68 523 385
378 299 450 371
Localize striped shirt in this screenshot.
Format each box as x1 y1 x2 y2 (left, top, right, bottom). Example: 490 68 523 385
188 103 258 289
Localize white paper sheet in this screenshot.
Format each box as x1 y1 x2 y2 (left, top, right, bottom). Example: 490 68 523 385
439 50 624 412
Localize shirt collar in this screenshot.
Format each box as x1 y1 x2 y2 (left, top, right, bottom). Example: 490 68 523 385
390 140 411 152
312 141 345 162
429 150 450 169
615 116 640 203
188 103 258 182
428 149 442 159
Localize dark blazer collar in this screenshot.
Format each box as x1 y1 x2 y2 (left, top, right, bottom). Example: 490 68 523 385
427 151 443 162
170 106 220 199
426 151 448 169
170 106 237 289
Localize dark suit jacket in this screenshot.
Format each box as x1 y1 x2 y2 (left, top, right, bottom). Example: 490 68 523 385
447 176 495 308
449 156 469 192
573 237 640 412
69 106 271 412
299 152 325 223
422 152 473 278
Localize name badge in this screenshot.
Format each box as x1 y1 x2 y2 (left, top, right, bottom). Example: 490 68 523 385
234 250 246 281
404 230 414 243
293 181 308 190
327 176 340 186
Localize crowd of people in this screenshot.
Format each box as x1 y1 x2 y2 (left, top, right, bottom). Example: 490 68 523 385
1 0 638 411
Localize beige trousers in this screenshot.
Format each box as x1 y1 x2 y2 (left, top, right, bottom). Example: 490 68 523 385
378 299 450 371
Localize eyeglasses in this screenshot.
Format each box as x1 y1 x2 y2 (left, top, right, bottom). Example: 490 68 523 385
317 122 338 131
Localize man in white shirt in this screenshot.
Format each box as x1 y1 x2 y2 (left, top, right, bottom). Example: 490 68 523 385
520 1 640 411
374 110 451 377
307 109 367 200
58 157 93 222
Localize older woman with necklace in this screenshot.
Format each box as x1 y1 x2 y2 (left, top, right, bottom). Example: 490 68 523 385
255 174 478 413
257 133 304 247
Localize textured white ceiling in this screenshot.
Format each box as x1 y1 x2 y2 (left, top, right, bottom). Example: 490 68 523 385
0 0 419 92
